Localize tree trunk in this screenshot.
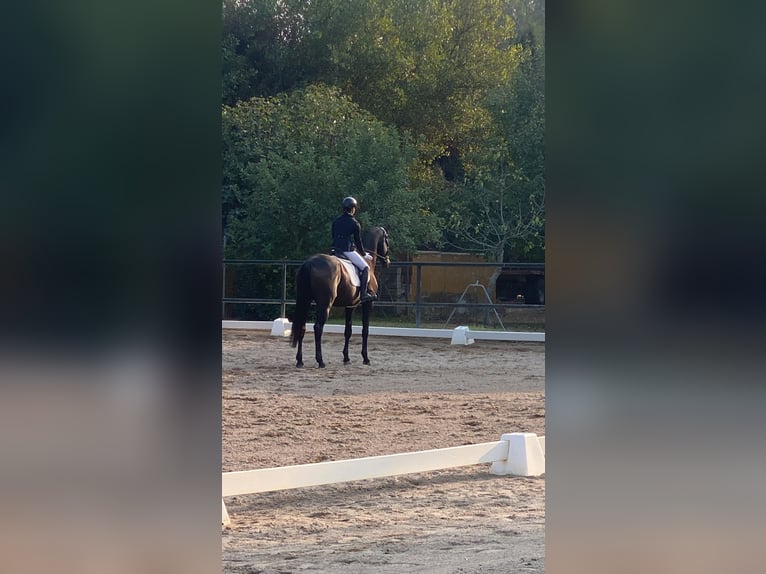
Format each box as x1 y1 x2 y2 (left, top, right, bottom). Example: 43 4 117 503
487 249 504 303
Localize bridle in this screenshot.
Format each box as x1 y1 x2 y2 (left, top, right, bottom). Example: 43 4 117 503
367 251 391 265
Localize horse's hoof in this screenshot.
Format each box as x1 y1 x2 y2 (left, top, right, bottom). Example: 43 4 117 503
318 362 326 368
296 362 304 368
343 359 351 365
363 359 370 365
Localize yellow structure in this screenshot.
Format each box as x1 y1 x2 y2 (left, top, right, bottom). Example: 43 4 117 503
408 251 495 301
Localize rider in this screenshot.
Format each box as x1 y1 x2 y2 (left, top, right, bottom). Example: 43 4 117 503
331 196 376 302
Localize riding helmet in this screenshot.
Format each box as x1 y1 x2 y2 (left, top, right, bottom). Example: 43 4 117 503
342 196 358 212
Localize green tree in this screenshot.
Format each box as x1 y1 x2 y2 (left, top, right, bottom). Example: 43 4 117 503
222 85 442 259
318 0 517 167
447 43 544 291
222 0 325 104
308 0 525 253
222 0 519 166
505 0 545 47
220 0 545 263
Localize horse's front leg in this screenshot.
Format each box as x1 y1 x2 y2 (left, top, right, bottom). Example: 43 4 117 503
343 307 353 364
361 301 372 365
314 306 329 368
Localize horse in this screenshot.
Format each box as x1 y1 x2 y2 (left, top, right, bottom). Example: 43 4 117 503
290 226 390 368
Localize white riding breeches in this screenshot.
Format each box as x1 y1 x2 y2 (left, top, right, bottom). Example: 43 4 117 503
343 251 368 272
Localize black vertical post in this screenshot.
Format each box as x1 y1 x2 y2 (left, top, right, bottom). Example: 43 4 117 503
415 263 422 327
280 261 287 318
222 234 227 320
222 261 227 320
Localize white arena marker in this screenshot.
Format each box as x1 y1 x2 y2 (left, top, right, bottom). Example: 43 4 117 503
490 432 545 477
270 318 291 337
450 326 475 345
222 499 231 527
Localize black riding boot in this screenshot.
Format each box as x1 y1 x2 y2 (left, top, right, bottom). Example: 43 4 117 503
359 267 376 302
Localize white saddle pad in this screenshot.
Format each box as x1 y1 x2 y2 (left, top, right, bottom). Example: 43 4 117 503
337 257 361 287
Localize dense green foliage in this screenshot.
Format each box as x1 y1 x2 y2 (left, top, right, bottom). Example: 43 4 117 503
222 0 544 262
223 85 443 258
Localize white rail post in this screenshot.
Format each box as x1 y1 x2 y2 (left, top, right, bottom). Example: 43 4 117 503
270 318 291 337
490 432 545 476
450 326 475 345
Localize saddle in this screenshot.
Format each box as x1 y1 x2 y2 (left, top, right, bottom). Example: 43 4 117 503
329 248 376 302
334 255 361 287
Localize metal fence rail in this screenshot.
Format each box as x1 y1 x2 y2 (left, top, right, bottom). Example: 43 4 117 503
222 259 544 328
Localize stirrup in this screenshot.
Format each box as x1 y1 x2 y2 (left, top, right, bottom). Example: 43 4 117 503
360 292 377 302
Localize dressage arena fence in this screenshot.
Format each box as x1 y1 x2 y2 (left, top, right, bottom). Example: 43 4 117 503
222 319 545 343
222 432 545 526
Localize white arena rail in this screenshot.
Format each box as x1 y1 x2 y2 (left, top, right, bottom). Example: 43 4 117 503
222 319 544 343
222 432 545 526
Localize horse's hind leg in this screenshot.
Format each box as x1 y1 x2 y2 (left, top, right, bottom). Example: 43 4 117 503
314 306 329 368
295 325 305 368
361 301 371 365
343 307 353 364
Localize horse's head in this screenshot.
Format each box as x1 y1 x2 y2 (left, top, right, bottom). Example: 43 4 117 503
364 226 390 268
374 226 390 268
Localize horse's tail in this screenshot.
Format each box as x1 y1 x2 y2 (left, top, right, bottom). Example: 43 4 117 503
290 262 312 348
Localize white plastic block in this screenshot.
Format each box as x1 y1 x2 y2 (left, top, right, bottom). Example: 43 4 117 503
450 326 475 345
490 432 545 476
270 318 291 337
222 499 231 527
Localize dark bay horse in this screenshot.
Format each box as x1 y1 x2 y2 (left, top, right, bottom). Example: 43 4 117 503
290 226 390 368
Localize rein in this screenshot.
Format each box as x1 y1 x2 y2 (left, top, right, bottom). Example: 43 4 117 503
366 250 390 265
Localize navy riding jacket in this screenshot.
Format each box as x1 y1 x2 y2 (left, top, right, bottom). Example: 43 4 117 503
331 213 365 255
